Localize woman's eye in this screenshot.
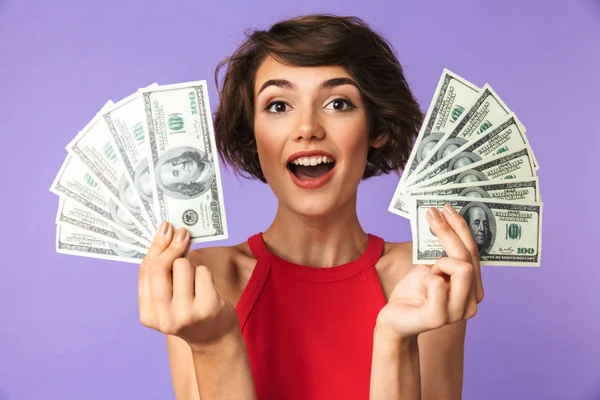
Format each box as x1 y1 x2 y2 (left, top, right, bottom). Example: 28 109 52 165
266 101 289 113
325 99 354 111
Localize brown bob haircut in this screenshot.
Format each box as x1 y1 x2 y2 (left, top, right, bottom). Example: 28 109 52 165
213 14 423 183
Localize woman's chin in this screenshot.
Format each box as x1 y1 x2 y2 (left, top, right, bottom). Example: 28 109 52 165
281 196 351 220
294 205 335 218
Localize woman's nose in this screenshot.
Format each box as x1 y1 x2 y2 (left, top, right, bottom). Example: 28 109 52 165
293 110 325 141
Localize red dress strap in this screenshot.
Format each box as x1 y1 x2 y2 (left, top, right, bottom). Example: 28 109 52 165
235 235 271 330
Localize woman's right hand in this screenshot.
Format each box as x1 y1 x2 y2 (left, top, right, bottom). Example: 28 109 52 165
138 221 240 351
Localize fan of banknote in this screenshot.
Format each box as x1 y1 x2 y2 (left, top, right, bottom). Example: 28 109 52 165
49 82 229 264
389 69 543 267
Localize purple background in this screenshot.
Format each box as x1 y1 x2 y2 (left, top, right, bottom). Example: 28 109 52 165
1 0 599 399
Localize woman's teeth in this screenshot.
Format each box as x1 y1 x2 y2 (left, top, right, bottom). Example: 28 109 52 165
291 156 334 166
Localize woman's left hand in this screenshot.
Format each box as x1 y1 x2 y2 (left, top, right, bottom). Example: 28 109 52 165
376 204 485 340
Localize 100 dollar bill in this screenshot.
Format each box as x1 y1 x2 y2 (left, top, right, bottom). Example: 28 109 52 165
103 86 160 233
410 197 543 266
410 147 536 190
55 198 148 252
389 70 480 217
401 69 480 178
141 81 228 243
67 102 154 236
50 154 152 246
55 224 145 264
408 114 535 187
406 84 519 186
407 177 540 202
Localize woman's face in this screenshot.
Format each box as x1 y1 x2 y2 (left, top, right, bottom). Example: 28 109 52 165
253 56 383 217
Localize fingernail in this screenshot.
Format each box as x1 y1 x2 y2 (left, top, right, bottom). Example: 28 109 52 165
158 221 169 237
174 228 187 243
443 203 457 217
427 207 441 221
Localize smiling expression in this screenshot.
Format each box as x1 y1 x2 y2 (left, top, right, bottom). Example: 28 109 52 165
253 56 385 217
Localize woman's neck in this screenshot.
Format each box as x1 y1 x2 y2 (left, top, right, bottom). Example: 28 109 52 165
261 193 370 268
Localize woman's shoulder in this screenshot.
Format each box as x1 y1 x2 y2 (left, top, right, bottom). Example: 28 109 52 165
380 239 413 268
188 240 255 269
375 239 415 295
187 240 257 305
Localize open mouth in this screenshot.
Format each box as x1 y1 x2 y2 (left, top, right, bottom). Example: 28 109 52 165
288 156 336 180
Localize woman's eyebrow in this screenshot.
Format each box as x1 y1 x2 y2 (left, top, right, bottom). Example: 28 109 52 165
321 77 358 89
257 79 293 95
257 77 358 96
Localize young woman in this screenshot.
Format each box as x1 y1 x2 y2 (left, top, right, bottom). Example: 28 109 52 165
137 14 484 400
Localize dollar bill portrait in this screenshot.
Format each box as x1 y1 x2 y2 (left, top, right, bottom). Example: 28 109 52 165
415 132 445 163
454 169 488 184
447 151 482 172
437 137 468 161
108 198 137 230
118 176 142 214
154 146 215 199
459 201 496 256
108 240 143 258
111 229 143 256
459 186 491 198
134 158 155 203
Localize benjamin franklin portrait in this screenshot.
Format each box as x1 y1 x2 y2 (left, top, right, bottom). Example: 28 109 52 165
454 169 488 184
436 137 468 162
109 198 136 230
416 132 445 163
134 158 155 203
459 186 491 198
447 151 482 173
154 146 215 199
118 176 142 214
108 240 142 258
110 228 144 257
459 202 496 256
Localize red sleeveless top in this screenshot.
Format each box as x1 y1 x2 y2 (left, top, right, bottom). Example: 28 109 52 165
235 233 388 400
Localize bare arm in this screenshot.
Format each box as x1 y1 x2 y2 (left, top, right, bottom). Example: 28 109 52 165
166 331 256 400
166 335 199 400
418 321 466 400
372 205 484 399
139 223 257 400
370 327 421 400
192 330 256 400
369 322 466 400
